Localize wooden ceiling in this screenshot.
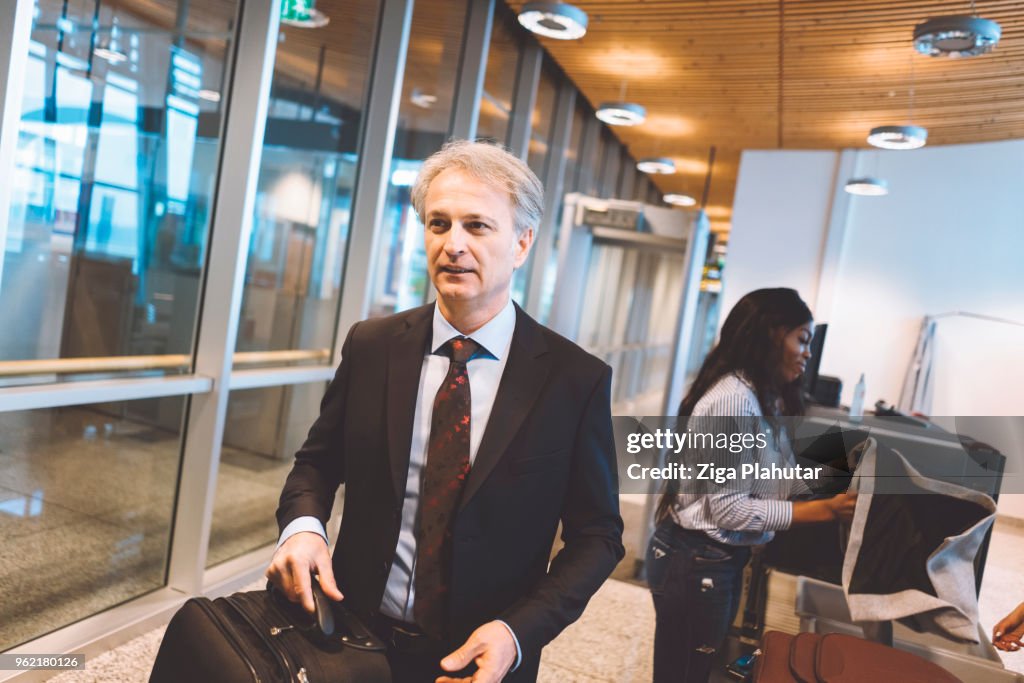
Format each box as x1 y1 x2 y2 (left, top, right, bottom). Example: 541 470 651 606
505 0 1024 234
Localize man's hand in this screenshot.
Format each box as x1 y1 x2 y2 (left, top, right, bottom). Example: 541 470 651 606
436 621 517 683
994 601 1024 652
265 531 343 613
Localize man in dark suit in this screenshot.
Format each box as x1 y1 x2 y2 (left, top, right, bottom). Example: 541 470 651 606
267 140 624 683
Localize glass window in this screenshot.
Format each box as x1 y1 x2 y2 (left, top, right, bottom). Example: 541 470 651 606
0 396 187 650
478 9 521 145
0 0 237 387
370 0 470 317
232 2 381 369
525 67 558 181
208 383 343 567
564 103 587 194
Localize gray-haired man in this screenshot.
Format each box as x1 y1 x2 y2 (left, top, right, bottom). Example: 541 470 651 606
267 140 624 682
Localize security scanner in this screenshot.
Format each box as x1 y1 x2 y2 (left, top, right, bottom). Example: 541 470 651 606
546 193 710 416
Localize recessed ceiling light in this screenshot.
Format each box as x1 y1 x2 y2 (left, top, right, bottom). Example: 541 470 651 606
198 89 221 103
913 15 1000 58
664 193 697 207
867 124 928 150
636 157 676 174
518 2 588 40
281 7 330 29
844 177 889 196
595 102 646 127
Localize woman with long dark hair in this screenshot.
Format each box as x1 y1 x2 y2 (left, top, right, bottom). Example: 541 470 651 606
646 288 856 683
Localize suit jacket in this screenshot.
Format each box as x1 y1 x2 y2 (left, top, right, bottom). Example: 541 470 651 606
276 303 625 680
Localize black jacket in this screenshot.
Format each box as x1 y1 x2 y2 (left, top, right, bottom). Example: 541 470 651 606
276 303 625 680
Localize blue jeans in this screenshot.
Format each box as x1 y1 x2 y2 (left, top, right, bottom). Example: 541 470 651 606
646 520 751 683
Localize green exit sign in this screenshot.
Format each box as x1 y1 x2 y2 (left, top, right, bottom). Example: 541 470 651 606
281 0 314 22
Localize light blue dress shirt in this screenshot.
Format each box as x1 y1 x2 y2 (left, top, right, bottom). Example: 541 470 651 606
278 298 522 668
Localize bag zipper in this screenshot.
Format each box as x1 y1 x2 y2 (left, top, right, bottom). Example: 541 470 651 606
222 595 296 681
191 598 261 683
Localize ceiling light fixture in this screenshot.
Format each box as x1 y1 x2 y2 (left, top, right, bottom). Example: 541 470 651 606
595 101 646 127
867 124 928 150
281 0 330 29
867 56 928 151
844 177 889 196
914 12 1000 58
664 193 697 207
198 89 221 103
518 2 588 40
637 157 676 174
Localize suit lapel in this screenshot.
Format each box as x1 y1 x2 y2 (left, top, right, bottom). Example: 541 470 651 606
387 305 433 502
459 305 550 512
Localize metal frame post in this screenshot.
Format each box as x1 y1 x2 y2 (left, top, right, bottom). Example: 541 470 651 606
506 41 542 160
167 0 283 594
0 0 35 291
449 0 494 141
600 139 621 198
619 148 636 200
334 0 415 355
524 83 574 317
576 115 602 196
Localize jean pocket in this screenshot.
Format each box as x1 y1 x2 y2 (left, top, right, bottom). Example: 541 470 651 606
646 534 677 594
692 543 736 564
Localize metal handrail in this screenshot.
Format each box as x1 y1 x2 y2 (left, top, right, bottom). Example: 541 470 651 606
0 348 332 377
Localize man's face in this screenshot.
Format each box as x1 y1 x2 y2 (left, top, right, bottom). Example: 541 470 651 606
423 168 534 315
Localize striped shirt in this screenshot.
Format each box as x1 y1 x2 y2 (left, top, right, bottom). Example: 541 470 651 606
670 373 809 546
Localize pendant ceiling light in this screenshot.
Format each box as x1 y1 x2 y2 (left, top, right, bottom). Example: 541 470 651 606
518 2 588 40
867 124 928 150
914 11 1000 58
867 59 927 151
844 177 889 196
664 193 697 207
637 157 676 174
595 102 646 127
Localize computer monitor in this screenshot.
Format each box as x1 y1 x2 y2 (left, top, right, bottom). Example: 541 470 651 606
802 322 828 396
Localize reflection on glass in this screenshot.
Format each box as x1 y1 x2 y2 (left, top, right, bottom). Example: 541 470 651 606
0 0 236 385
0 396 186 650
209 383 342 567
478 10 521 145
371 0 470 317
576 246 686 413
234 4 380 364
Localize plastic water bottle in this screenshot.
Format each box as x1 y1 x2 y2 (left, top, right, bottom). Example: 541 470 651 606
850 374 866 422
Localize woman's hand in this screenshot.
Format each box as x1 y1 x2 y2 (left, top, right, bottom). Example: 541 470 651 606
791 493 858 525
825 492 858 523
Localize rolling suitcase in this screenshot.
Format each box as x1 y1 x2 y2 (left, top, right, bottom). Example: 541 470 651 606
150 580 391 683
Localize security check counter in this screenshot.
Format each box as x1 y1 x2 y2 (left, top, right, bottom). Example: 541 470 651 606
780 406 1006 591
747 407 1017 682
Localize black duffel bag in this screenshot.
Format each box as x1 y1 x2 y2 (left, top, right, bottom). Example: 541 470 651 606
150 578 391 683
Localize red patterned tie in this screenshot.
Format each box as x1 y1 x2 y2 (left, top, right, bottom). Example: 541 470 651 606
414 336 481 637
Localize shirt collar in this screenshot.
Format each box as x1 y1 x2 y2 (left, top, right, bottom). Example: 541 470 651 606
430 298 516 361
